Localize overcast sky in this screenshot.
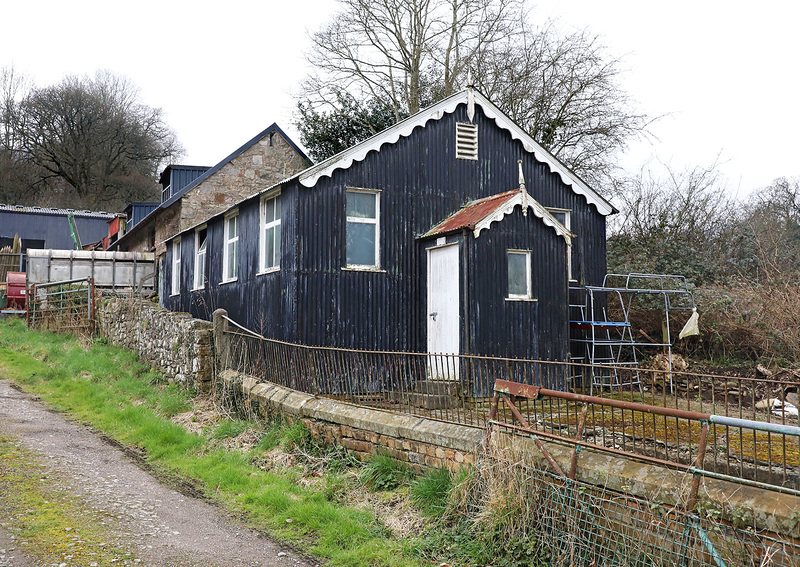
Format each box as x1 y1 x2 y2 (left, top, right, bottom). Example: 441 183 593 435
3 1 799 200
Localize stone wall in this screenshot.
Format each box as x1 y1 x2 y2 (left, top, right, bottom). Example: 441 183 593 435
218 368 481 472
97 300 800 539
97 297 214 392
153 131 309 257
179 131 308 234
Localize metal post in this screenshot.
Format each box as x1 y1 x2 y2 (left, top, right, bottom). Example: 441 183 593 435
569 402 589 479
687 421 709 511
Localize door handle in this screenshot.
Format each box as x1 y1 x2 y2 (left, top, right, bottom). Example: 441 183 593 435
429 312 438 320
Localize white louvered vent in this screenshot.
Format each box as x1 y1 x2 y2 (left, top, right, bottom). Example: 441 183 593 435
456 122 478 160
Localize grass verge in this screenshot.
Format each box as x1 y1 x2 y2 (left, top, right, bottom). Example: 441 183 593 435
0 319 428 567
0 433 135 565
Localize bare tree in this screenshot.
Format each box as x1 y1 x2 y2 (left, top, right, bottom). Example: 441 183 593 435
0 67 42 205
299 0 647 185
607 161 736 284
6 70 183 210
303 0 520 118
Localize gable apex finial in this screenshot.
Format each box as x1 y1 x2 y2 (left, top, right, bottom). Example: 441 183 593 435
467 71 475 122
518 160 528 216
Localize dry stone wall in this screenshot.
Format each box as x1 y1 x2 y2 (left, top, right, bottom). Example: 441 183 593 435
97 297 213 392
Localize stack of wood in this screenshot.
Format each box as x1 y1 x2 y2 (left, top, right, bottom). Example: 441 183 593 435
0 233 21 286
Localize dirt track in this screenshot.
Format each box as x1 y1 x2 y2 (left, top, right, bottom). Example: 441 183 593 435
0 379 319 567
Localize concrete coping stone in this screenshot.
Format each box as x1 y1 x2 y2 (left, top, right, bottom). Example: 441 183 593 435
229 372 484 453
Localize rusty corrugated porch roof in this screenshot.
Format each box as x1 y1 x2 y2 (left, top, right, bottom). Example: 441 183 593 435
422 190 520 238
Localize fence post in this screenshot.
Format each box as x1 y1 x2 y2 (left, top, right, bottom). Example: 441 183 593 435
212 309 230 380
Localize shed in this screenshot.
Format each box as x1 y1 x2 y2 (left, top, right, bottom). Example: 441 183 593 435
161 88 615 390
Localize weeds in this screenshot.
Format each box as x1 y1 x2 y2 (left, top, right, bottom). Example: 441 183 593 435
410 466 452 516
359 453 415 491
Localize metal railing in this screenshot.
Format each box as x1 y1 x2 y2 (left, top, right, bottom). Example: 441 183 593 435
28 277 96 336
490 379 800 497
223 322 800 492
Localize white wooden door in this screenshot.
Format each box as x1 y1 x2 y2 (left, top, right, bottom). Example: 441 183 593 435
427 243 460 380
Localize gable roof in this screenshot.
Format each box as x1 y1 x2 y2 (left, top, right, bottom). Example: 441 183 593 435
290 88 615 216
422 188 573 244
113 123 308 251
161 123 309 209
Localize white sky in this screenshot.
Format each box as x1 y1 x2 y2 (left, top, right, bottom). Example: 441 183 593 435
3 1 799 200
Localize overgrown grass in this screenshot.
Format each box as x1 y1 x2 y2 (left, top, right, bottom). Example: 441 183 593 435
410 466 452 516
0 319 426 567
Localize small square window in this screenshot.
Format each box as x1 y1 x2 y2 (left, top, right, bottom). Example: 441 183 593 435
507 250 532 299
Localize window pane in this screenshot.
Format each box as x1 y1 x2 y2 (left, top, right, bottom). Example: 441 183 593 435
264 198 275 222
347 221 376 265
274 195 281 221
551 212 566 225
265 227 275 269
508 252 528 296
198 229 207 252
346 192 376 219
195 251 206 288
274 224 281 265
228 215 238 238
227 241 237 279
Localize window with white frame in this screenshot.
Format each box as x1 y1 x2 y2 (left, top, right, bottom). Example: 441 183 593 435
193 227 207 290
223 211 239 282
507 249 532 299
548 209 573 281
346 189 380 268
171 237 181 296
260 192 281 273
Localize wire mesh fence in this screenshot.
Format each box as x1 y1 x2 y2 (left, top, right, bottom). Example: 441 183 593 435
28 277 95 336
462 440 800 567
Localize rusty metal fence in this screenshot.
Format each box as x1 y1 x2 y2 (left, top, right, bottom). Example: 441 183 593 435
467 445 800 567
28 277 96 336
222 319 800 494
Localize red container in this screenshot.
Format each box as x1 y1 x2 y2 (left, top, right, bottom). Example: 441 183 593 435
6 272 26 310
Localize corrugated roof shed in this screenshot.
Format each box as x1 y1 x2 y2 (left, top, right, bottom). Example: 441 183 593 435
0 204 118 219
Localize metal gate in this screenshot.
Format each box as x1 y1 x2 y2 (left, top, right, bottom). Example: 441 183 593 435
27 277 96 336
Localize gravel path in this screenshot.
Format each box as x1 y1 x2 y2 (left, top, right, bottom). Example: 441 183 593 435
0 379 319 567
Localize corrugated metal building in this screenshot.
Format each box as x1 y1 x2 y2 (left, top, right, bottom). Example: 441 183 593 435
0 205 118 251
161 89 616 390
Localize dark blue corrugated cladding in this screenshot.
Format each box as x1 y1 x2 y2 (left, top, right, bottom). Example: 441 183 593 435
162 97 607 387
162 186 299 344
125 203 158 229
465 205 568 361
0 209 114 249
293 104 591 354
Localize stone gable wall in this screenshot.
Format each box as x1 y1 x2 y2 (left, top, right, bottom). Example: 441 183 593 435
153 131 308 256
179 132 308 234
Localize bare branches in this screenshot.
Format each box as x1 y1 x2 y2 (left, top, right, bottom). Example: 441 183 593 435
298 0 647 182
1 69 183 210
